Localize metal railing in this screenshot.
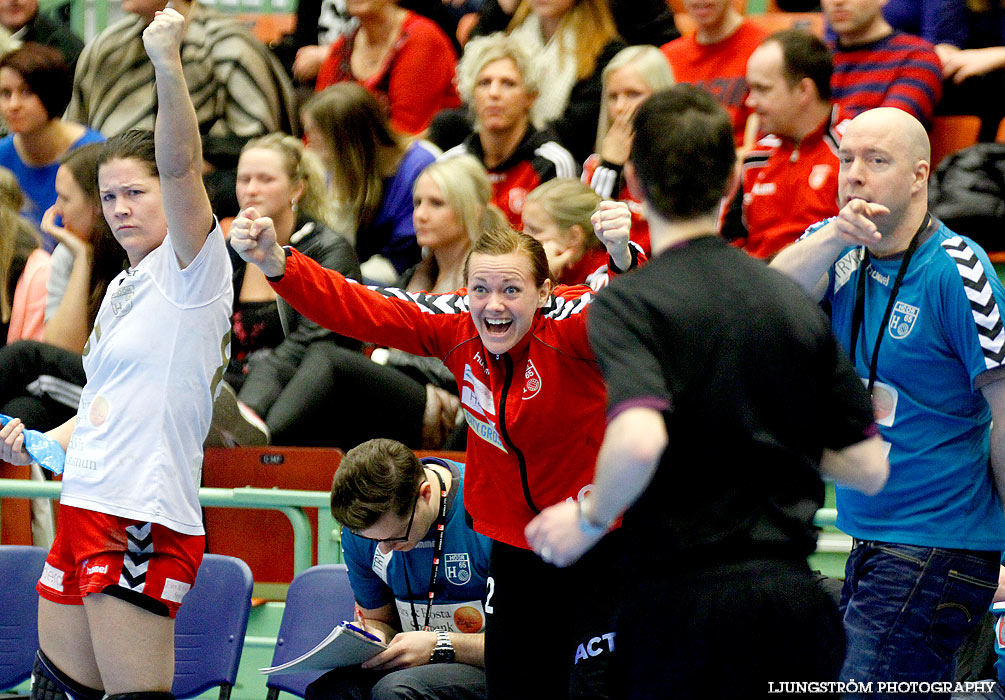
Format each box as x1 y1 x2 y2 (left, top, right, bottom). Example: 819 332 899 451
0 479 343 573
1 477 840 570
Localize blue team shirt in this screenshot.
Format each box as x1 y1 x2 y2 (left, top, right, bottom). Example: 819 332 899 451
340 459 492 632
0 129 105 252
809 218 1005 550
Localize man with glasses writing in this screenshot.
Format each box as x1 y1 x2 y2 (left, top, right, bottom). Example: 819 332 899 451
306 438 490 700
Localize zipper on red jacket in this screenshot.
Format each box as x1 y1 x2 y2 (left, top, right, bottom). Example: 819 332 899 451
498 353 539 514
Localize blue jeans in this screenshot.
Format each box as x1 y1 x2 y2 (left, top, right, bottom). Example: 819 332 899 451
840 541 999 698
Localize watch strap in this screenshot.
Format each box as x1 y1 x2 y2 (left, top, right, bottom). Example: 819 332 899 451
430 629 455 663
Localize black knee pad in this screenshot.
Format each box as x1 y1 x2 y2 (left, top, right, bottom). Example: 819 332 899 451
105 693 175 700
31 650 104 700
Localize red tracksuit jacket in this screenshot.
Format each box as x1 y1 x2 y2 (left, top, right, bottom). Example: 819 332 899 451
272 248 616 548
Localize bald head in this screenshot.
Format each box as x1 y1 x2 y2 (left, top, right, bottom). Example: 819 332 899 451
837 107 932 250
847 108 931 166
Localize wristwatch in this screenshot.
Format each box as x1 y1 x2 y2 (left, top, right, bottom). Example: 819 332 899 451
430 630 455 663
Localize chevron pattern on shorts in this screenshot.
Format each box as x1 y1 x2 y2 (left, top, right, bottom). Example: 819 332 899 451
119 522 153 592
942 237 1005 369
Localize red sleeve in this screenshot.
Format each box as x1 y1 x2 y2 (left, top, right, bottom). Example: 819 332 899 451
270 247 468 357
385 15 460 134
541 284 595 359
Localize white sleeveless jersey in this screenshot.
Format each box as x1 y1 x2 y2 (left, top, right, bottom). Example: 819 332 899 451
61 224 233 535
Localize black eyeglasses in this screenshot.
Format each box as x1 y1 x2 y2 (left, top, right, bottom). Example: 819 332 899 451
353 492 418 544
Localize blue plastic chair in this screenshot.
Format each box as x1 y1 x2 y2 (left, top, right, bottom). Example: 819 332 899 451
173 554 254 700
265 564 356 700
0 546 47 690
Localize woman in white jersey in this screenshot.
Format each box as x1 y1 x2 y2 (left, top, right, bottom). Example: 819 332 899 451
0 9 232 700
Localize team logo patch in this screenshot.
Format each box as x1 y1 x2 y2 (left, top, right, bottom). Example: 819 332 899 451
110 285 134 317
888 301 919 339
809 164 832 191
522 360 542 400
445 553 472 585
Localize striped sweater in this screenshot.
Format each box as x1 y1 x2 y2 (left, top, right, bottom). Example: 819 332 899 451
66 3 297 141
830 30 943 126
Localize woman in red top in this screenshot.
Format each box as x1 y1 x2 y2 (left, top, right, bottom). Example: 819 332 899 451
314 0 460 134
231 204 637 700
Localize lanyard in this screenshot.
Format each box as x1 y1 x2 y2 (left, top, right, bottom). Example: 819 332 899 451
402 468 448 632
849 213 931 394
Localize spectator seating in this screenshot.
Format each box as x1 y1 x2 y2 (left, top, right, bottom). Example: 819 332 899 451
0 545 47 691
0 463 34 546
265 564 356 700
202 446 342 587
173 554 255 700
931 115 983 168
747 11 826 37
237 13 296 45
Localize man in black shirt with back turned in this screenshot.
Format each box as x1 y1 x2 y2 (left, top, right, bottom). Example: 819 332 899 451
525 84 889 699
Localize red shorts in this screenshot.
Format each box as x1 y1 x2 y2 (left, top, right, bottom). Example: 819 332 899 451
37 504 204 618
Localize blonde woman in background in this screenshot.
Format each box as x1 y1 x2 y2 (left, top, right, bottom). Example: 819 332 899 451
582 45 675 256
445 34 577 229
521 178 613 289
405 155 506 292
216 132 361 447
470 0 625 162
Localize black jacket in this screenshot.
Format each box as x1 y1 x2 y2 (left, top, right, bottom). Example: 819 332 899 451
229 216 361 414
20 11 84 75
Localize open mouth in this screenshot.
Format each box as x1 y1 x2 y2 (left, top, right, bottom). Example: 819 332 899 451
484 318 513 335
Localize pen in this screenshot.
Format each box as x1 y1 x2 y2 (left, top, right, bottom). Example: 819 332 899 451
343 620 382 643
354 604 367 632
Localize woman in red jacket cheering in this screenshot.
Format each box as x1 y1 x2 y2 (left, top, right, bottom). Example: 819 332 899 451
231 202 636 700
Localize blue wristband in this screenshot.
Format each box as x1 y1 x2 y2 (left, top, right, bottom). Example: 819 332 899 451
0 414 66 475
